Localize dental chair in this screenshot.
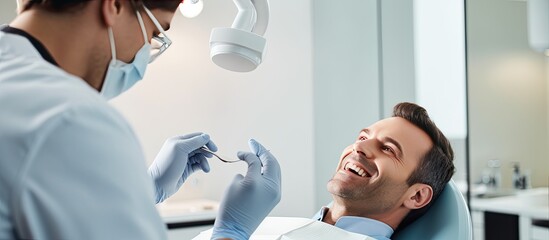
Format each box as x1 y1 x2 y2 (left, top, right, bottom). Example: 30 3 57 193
392 180 473 240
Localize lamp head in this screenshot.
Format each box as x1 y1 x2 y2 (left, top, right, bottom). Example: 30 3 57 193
180 0 204 18
210 28 266 72
209 0 270 72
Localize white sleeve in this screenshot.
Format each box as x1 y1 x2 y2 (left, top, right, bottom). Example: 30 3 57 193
12 103 168 240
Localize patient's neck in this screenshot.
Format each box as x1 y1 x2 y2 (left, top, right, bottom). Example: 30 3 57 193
323 202 365 225
322 205 344 225
324 201 404 230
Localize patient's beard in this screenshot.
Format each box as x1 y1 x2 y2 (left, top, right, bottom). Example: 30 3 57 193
327 175 407 215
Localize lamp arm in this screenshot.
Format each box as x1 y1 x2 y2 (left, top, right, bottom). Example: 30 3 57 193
250 0 269 36
232 0 257 32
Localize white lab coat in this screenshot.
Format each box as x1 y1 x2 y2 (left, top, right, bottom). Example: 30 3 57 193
0 31 167 239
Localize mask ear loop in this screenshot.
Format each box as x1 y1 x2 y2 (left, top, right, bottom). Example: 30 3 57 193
107 9 148 63
143 6 170 39
108 28 117 61
135 9 148 44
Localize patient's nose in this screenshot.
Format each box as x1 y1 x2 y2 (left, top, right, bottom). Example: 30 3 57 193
353 141 374 159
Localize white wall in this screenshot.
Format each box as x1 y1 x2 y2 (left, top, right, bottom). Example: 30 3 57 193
312 0 382 209
0 1 17 24
380 0 416 116
467 0 549 188
414 0 467 140
413 0 468 182
110 0 315 217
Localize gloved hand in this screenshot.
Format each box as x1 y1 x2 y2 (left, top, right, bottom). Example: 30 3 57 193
211 139 282 240
148 132 217 204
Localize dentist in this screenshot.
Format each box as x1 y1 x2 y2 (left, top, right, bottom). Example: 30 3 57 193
0 0 280 239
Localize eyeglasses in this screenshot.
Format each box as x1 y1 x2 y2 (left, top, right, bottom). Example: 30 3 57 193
143 7 172 63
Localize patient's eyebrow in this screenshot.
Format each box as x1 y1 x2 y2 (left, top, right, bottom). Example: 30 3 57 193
360 128 404 159
382 136 404 159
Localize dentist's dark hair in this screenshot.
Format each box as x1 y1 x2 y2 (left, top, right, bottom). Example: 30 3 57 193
22 0 181 13
391 102 455 234
21 0 89 12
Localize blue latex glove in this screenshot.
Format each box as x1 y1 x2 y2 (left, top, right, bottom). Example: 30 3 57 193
211 139 282 240
149 132 217 204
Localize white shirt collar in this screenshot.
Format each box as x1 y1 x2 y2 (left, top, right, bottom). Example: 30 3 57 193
314 206 394 240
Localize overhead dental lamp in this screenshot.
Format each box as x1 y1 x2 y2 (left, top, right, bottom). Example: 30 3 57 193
209 0 270 72
179 0 203 18
527 0 549 56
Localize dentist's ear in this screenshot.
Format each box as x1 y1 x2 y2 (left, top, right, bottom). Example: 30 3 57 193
403 183 433 210
101 0 121 27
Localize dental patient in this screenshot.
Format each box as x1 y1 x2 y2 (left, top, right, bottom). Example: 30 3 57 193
194 102 455 240
315 102 455 240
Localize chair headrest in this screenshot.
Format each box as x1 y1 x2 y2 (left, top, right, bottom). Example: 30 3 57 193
392 180 473 240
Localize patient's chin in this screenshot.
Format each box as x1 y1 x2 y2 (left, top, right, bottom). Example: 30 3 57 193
326 178 341 194
327 179 356 199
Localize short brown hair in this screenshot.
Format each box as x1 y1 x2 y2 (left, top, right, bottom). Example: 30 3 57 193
392 102 455 231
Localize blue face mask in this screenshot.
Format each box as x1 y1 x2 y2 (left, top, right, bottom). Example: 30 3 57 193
100 9 151 100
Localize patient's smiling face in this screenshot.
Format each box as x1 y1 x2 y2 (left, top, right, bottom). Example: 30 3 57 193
327 117 433 215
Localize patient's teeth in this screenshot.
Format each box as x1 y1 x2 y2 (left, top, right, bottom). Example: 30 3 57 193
344 162 370 177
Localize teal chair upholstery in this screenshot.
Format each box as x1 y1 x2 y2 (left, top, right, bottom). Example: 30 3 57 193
392 180 473 240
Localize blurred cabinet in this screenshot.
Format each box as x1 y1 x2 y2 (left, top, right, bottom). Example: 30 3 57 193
474 211 549 240
472 210 484 240
530 220 549 240
157 199 218 240
484 211 519 240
